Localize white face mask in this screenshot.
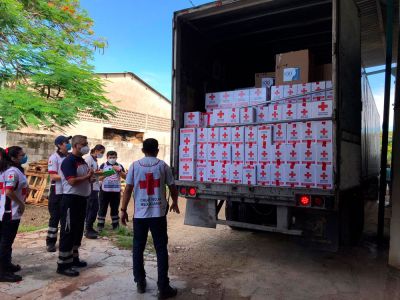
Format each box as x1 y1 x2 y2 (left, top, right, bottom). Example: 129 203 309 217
108 158 117 165
80 146 90 155
97 153 104 159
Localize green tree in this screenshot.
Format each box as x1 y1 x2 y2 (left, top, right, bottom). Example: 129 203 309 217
0 0 116 130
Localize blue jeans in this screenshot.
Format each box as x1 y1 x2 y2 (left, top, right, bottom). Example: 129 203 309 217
133 216 169 289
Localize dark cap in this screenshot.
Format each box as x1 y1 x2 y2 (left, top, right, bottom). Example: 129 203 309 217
54 135 72 146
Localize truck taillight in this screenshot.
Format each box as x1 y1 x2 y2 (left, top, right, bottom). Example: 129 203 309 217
188 187 197 197
299 195 311 207
312 196 325 207
179 186 187 196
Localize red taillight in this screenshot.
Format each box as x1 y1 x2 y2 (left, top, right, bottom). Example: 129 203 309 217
299 195 311 207
188 187 197 197
313 196 324 207
179 187 187 196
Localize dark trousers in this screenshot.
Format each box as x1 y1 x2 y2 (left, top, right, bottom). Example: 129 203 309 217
86 190 99 229
97 191 120 229
0 218 20 270
133 216 169 289
46 186 62 246
57 194 87 270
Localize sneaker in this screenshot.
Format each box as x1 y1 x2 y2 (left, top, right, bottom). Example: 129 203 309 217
72 259 87 268
46 244 57 252
85 228 98 239
57 268 79 277
158 285 178 299
0 272 22 282
4 263 21 273
137 280 147 294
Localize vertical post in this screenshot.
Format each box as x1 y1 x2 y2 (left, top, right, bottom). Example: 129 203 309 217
378 0 394 244
389 2 400 268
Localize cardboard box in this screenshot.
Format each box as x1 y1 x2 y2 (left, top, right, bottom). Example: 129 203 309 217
219 91 235 108
287 122 302 143
275 49 312 85
249 88 267 106
243 164 257 185
271 143 286 164
179 159 195 181
219 163 231 183
219 127 232 143
230 163 243 184
208 143 219 162
202 112 212 127
271 163 287 187
300 163 316 188
271 85 284 101
301 121 316 142
232 142 245 164
234 89 250 107
283 101 298 121
255 72 275 88
312 91 326 102
184 112 203 128
269 103 283 122
273 123 287 144
326 89 334 101
232 126 245 143
297 96 313 119
205 92 220 111
196 161 208 182
256 106 269 123
315 120 333 142
212 109 228 126
257 163 271 186
313 100 333 118
245 125 258 143
180 128 197 145
240 107 256 124
258 125 272 146
197 128 208 144
283 84 298 98
312 81 326 92
285 142 301 163
316 141 333 166
297 83 312 95
286 163 301 187
179 144 196 160
258 140 272 164
326 80 333 89
208 127 220 143
196 143 208 161
245 142 258 165
207 161 220 183
227 108 240 124
300 142 316 164
316 164 333 189
218 142 232 164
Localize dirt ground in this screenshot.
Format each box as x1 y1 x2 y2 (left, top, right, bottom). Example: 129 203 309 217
2 199 400 299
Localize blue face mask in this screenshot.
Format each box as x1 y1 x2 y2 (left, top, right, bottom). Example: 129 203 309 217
20 155 28 165
66 143 72 151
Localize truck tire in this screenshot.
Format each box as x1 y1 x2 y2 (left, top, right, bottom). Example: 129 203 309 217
340 189 364 245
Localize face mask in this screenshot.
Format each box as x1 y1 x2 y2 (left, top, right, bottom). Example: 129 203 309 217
66 143 72 151
108 159 117 165
20 155 28 165
97 153 104 159
80 146 90 155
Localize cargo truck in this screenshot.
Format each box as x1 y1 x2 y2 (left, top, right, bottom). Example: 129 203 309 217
171 0 380 249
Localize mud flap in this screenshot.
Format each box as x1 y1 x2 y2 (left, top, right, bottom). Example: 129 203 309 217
184 198 216 228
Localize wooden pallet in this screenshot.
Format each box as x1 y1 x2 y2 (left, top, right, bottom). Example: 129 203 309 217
25 171 49 205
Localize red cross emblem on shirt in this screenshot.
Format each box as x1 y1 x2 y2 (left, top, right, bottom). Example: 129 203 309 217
209 94 216 100
321 150 328 158
217 111 224 119
244 113 250 121
233 170 239 177
183 146 190 154
320 173 328 180
289 171 296 178
255 89 262 96
318 102 328 112
260 170 267 177
183 137 191 145
321 128 328 136
183 165 190 172
200 132 205 139
199 170 204 177
305 172 312 179
188 113 195 120
139 173 160 196
288 89 294 96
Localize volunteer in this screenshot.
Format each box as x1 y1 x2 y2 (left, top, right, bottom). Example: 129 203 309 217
97 151 126 231
57 135 93 277
84 144 105 239
0 146 28 282
121 138 180 299
46 136 71 252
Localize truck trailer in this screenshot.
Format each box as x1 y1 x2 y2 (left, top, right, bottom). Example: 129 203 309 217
171 0 381 249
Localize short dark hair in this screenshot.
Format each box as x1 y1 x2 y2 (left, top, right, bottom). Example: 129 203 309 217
90 144 105 154
142 138 159 155
107 151 117 157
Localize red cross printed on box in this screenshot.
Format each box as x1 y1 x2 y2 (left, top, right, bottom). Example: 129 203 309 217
290 150 297 158
321 150 328 158
211 132 216 139
222 132 228 139
233 170 239 177
246 173 252 180
210 169 216 175
244 114 250 121
209 94 216 100
289 171 296 178
183 137 191 145
276 150 282 157
238 91 245 98
272 111 278 118
199 133 205 139
291 130 298 137
258 112 265 119
261 170 267 177
221 169 227 176
274 89 280 96
321 128 328 136
320 173 328 180
231 113 237 119
188 113 195 120
277 130 283 137
248 131 255 139
235 132 241 139
217 110 225 119
235 151 241 158
248 151 255 158
255 89 262 96
139 173 160 196
305 149 312 157
301 87 308 94
223 92 230 99
275 171 281 178
301 109 308 117
183 146 190 154
222 151 228 157
210 151 216 157
261 134 268 141
199 150 205 157
288 89 294 96
262 151 268 158
305 172 312 179
287 110 293 117
318 102 328 112
305 128 313 136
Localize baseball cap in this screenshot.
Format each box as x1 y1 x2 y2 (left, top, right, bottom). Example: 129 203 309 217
54 135 72 146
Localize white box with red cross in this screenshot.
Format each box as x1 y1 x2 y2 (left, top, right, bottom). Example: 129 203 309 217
301 121 316 142
179 144 196 160
283 84 298 98
316 141 333 166
269 103 283 122
315 120 333 142
179 159 195 181
300 141 316 164
257 163 271 186
180 128 196 146
245 142 258 165
300 163 316 188
285 142 301 163
240 107 256 124
196 161 208 183
312 81 326 92
196 128 208 144
232 142 245 164
245 125 258 143
282 100 298 121
313 99 333 118
218 142 232 164
218 163 231 184
256 106 269 123
285 163 301 187
207 143 219 163
184 112 203 128
271 163 287 187
201 112 212 127
258 125 272 147
226 108 240 124
316 164 333 189
205 92 220 111
243 164 257 185
271 85 284 101
211 108 228 126
208 127 220 143
196 143 208 161
230 163 243 184
219 91 235 109
273 123 287 144
219 127 232 143
297 83 312 95
312 92 326 102
232 126 245 143
287 122 303 143
258 142 272 164
249 87 267 106
234 89 250 107
296 95 313 120
206 161 220 183
271 143 286 164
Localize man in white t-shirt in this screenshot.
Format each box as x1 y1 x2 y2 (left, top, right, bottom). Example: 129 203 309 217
120 138 179 299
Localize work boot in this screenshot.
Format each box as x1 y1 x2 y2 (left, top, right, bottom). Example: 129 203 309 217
46 244 57 252
72 258 87 268
0 271 22 282
85 227 98 239
4 263 21 273
137 279 147 294
57 267 79 277
158 285 178 299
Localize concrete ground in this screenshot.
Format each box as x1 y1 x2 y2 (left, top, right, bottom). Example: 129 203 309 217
1 200 400 299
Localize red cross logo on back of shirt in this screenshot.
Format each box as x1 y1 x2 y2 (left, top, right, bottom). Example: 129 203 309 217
222 151 228 158
276 151 282 158
139 173 161 196
210 169 216 175
287 110 293 117
221 169 227 176
318 102 328 112
261 134 268 141
188 113 195 120
277 130 283 137
200 133 205 139
210 151 216 157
